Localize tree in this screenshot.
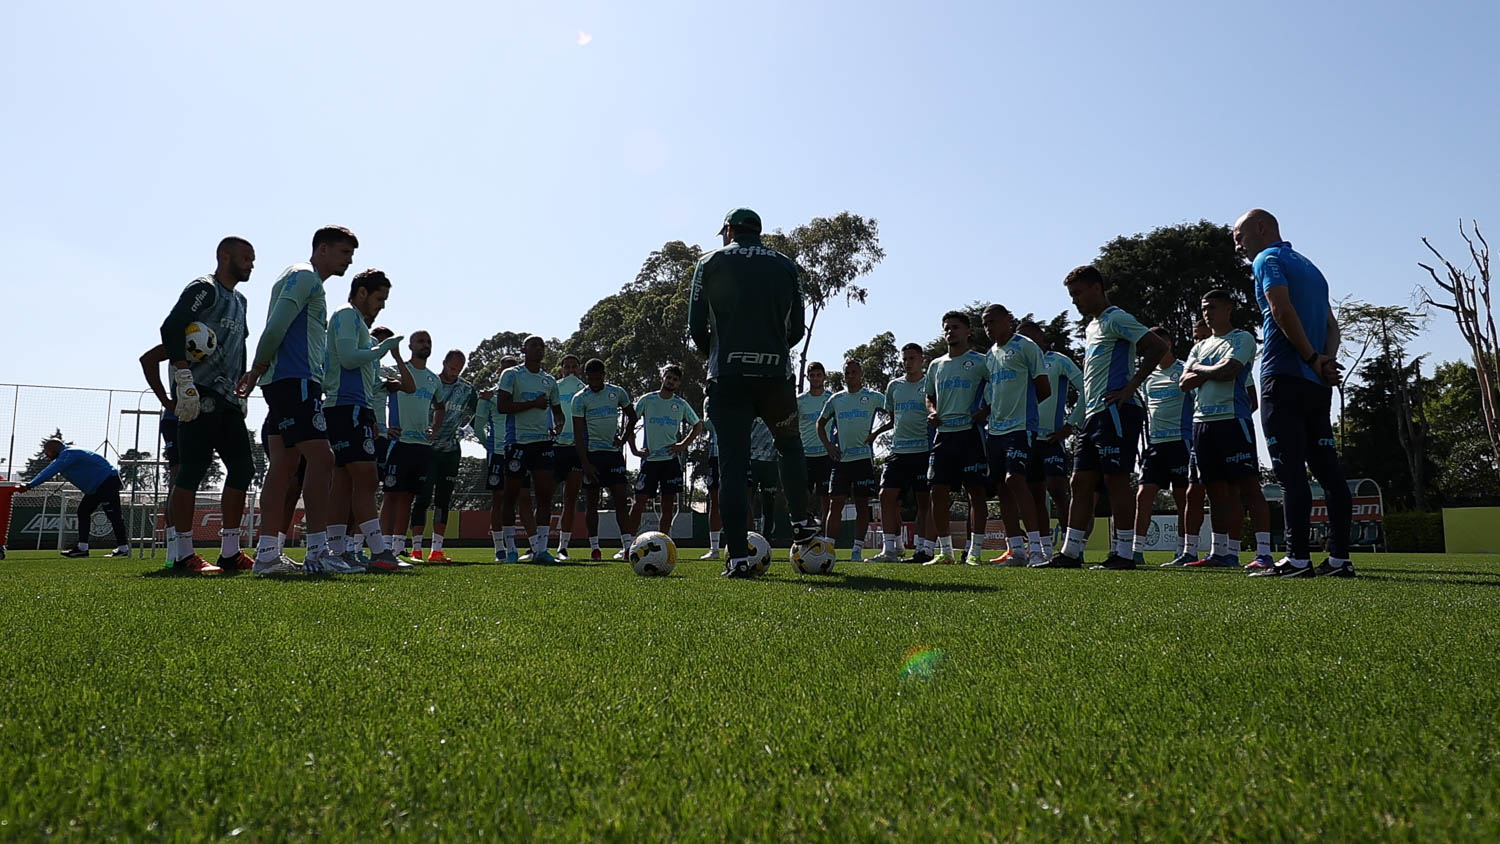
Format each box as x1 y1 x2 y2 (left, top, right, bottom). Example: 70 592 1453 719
1092 220 1257 350
118 448 154 489
761 213 885 391
22 429 65 479
1424 360 1500 505
843 331 901 392
567 241 706 411
466 331 534 390
1339 353 1436 511
1336 302 1431 510
1026 310 1083 361
1420 222 1500 488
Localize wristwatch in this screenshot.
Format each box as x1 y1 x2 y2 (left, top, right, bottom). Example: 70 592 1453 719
1302 350 1319 365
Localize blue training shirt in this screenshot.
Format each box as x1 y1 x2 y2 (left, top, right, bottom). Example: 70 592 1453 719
25 447 119 494
1253 241 1330 384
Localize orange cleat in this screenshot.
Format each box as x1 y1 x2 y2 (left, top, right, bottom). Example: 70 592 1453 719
988 549 1016 565
426 550 451 563
174 554 223 575
410 548 426 561
216 551 255 571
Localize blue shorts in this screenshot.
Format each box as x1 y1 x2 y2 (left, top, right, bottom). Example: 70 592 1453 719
881 452 930 494
804 454 834 495
484 452 531 491
1075 405 1144 475
1139 439 1190 489
327 405 377 468
584 450 628 490
985 430 1032 483
830 458 876 498
635 459 684 496
552 443 582 476
382 441 432 493
504 442 555 479
1191 419 1258 483
262 378 327 446
1026 438 1067 481
928 428 988 489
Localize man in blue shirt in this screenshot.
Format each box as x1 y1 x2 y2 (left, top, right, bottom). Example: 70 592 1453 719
1233 208 1352 578
17 439 130 558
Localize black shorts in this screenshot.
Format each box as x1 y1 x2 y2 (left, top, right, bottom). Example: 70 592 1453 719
928 428 988 488
805 454 834 495
382 441 433 493
1026 439 1067 482
261 413 308 484
1191 419 1259 483
262 378 327 446
584 450 629 489
1075 405 1144 475
485 452 530 491
635 459 684 497
880 452 930 493
553 443 582 476
160 416 180 466
748 459 780 493
831 458 877 498
178 405 252 466
327 405 378 467
504 442 555 479
1140 439 1191 489
702 455 721 492
985 430 1032 483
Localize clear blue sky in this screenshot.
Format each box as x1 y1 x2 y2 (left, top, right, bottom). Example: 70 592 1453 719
2 1 1496 399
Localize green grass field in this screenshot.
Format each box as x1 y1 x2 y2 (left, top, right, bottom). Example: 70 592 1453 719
3 547 1499 840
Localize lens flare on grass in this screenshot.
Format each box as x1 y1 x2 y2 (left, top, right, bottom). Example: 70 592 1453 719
900 646 944 680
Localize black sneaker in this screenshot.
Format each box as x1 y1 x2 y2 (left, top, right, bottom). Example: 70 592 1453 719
1089 554 1137 570
790 518 821 545
1030 552 1083 569
910 549 933 565
721 557 756 579
1313 559 1356 578
61 547 89 558
1249 559 1313 578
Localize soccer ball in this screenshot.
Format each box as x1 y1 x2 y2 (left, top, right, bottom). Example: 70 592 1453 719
629 531 677 576
184 322 218 361
792 537 838 574
746 531 772 575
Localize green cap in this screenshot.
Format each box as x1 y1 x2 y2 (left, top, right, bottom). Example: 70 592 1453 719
718 207 762 235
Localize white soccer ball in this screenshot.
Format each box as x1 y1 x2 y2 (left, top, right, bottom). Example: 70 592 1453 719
184 322 218 361
792 536 838 574
746 531 772 575
629 531 677 576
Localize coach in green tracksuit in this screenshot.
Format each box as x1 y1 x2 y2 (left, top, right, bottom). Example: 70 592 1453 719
688 207 819 577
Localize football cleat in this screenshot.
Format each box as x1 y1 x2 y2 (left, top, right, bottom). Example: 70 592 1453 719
850 548 864 563
367 550 409 573
910 549 933 565
1248 558 1313 578
253 555 305 576
721 557 754 579
426 551 452 564
790 518 821 545
867 550 903 562
108 547 133 558
1161 552 1196 567
590 548 603 561
922 553 955 566
1030 553 1083 569
61 547 89 558
1187 554 1241 568
612 548 628 561
173 554 222 575
988 549 1018 565
699 549 721 560
1313 559 1357 578
533 550 557 564
217 551 256 572
409 548 425 561
1247 554 1276 570
1089 554 1137 570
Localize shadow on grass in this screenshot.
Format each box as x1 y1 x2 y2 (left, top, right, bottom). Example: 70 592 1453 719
1363 568 1500 578
792 573 999 594
1357 574 1500 588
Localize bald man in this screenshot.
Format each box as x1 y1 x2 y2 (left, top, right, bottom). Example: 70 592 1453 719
1232 209 1353 578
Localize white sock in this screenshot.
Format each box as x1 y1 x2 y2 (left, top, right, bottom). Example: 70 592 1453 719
1211 532 1228 557
114 544 130 554
1008 535 1026 555
1228 538 1241 555
492 530 506 554
276 531 287 553
359 519 387 554
1287 557 1311 568
558 531 571 551
307 530 327 558
1115 529 1134 558
166 526 178 550
172 535 190 561
327 525 347 555
1255 531 1270 556
1040 534 1054 556
1183 533 1199 556
411 534 423 554
590 536 601 550
875 532 885 551
884 534 899 553
853 540 865 553
536 526 551 550
1061 527 1087 558
503 526 517 554
1328 555 1351 566
77 542 89 551
1132 533 1149 555
392 535 405 556
1027 530 1042 557
967 535 983 557
432 533 445 553
938 535 953 554
256 534 278 562
217 528 239 558
621 534 633 552
350 531 365 555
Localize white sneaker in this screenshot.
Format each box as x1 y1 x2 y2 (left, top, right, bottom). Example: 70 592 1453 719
322 552 361 574
867 550 903 562
1027 550 1049 566
612 548 628 561
556 547 570 561
699 549 721 560
253 555 305 576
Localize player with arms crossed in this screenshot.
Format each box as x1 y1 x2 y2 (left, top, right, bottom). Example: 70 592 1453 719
474 356 532 562
869 342 935 562
322 270 409 572
979 303 1052 565
818 359 886 561
1018 320 1082 559
1135 327 1197 567
687 207 820 578
628 365 702 545
1038 266 1166 570
571 358 637 561
236 226 358 575
923 311 992 565
549 355 587 559
496 336 564 563
154 236 259 573
796 363 834 530
380 330 439 560
411 349 479 563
